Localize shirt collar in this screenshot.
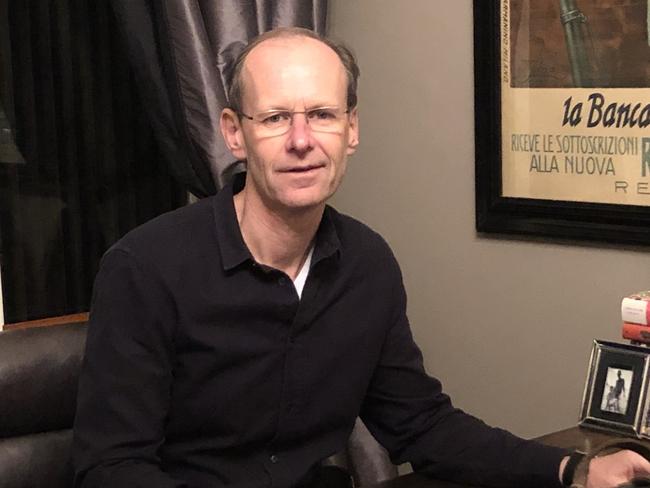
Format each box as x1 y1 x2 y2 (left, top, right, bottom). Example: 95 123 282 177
312 206 341 266
212 173 341 272
212 173 251 271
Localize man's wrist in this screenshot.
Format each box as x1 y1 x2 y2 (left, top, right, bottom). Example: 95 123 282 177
560 451 586 486
558 455 568 485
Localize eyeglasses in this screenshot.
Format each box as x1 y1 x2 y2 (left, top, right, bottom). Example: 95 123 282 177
238 107 350 137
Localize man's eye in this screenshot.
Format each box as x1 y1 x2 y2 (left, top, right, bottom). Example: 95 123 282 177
308 109 336 121
261 112 290 125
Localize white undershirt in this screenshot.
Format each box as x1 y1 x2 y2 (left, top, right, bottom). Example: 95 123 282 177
292 245 314 299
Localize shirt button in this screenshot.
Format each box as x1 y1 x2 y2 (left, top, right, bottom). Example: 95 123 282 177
269 454 279 464
278 276 287 286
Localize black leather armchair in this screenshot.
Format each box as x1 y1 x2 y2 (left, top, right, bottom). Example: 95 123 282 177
0 322 396 487
0 322 86 488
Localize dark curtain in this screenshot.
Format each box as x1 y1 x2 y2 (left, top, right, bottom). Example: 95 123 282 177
0 0 186 323
110 0 328 197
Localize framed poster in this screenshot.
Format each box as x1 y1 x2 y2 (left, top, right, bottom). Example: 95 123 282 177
474 0 650 245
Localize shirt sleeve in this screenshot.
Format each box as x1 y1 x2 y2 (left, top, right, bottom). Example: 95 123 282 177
359 270 567 488
72 248 186 488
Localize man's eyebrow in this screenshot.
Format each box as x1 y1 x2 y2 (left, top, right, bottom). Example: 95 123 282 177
256 107 292 113
256 103 344 112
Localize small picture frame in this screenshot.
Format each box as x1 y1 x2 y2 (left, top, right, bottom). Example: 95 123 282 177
579 340 650 437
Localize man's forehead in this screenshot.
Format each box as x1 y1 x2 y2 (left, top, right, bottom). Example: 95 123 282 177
245 35 341 68
240 35 347 106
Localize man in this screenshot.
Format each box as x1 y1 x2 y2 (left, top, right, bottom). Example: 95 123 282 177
613 370 627 413
73 28 650 488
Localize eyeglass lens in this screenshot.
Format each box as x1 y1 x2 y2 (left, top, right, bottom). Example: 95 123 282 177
250 108 348 136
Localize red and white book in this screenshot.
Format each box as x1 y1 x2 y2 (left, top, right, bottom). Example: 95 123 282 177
622 321 650 343
621 291 650 325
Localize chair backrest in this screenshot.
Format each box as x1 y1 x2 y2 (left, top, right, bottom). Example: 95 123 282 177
323 417 398 487
346 418 398 486
0 322 87 488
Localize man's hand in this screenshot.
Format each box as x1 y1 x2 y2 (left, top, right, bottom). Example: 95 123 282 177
585 450 650 488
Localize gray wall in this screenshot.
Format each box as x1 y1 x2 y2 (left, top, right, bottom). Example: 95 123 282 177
328 0 650 438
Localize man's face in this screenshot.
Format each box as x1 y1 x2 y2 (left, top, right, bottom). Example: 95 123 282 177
221 36 359 212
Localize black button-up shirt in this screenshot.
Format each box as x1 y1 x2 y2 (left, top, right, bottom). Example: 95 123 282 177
73 177 565 488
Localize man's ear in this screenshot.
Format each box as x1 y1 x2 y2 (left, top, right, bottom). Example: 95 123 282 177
220 108 247 160
346 107 359 155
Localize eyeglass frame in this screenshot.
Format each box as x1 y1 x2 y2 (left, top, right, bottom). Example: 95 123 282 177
235 106 352 136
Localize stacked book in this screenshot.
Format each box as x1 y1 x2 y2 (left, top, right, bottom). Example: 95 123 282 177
622 291 650 344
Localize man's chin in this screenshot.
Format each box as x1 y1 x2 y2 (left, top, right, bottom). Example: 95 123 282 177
275 189 331 213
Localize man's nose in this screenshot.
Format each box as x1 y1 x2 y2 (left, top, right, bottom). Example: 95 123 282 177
285 113 314 154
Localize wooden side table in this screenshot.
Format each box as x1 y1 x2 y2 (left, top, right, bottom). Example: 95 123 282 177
369 425 643 487
534 425 639 452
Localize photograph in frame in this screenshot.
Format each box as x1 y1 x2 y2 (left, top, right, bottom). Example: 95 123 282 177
579 340 650 437
599 367 633 415
474 1 650 245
